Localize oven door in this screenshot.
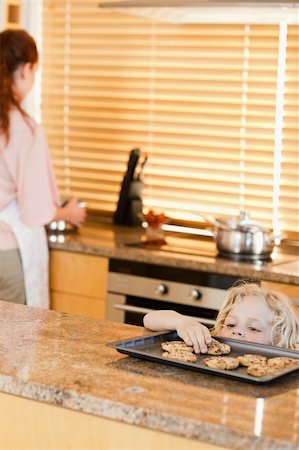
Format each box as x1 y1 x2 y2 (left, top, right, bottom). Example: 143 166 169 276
106 293 217 328
106 293 151 325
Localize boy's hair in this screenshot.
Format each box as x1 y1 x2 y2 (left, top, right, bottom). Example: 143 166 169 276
211 281 299 349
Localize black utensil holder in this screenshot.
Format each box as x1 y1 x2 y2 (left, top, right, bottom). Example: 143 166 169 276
125 180 144 226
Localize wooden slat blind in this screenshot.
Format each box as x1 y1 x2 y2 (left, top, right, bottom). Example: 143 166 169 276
280 25 299 234
41 1 299 234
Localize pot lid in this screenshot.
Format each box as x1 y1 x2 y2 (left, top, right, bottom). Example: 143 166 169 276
215 211 269 232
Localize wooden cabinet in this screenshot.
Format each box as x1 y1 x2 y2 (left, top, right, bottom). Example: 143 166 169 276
49 250 108 320
3 0 21 28
261 281 299 319
0 392 227 450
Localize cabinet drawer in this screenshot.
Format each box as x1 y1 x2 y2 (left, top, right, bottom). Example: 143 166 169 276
50 251 108 298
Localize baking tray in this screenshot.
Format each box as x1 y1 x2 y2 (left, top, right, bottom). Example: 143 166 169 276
110 331 299 383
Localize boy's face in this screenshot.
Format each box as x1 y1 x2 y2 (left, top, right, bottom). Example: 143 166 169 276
218 295 277 345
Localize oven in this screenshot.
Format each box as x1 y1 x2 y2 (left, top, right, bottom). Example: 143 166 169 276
106 259 240 327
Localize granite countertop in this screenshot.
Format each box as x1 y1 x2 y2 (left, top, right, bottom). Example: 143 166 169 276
0 300 298 450
48 222 299 285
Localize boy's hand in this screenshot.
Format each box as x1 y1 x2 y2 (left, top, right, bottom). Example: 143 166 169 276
176 317 212 354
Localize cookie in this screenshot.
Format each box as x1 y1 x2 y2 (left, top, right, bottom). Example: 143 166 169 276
238 354 267 367
207 340 231 355
267 357 299 369
162 351 197 363
161 341 194 353
204 356 239 370
247 364 277 378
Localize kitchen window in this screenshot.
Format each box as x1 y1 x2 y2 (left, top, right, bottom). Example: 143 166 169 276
41 1 299 237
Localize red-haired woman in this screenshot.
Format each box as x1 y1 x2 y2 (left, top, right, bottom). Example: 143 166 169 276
0 29 86 308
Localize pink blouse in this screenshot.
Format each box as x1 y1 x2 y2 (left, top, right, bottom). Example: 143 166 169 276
0 109 60 250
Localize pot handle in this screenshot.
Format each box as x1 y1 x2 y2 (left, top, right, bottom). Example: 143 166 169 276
193 213 216 225
266 234 286 245
193 212 229 229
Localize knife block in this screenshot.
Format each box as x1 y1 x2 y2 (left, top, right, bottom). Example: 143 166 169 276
114 148 142 226
125 180 144 226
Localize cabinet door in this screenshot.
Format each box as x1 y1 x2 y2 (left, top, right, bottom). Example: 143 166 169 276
50 251 108 298
51 292 106 320
261 281 299 319
49 251 108 319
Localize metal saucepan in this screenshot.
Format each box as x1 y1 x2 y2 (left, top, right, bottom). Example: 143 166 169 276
196 211 284 257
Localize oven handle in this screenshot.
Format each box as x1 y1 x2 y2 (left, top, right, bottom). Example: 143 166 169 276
114 304 216 326
114 303 153 315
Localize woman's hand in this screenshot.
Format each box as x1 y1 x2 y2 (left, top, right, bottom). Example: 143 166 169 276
53 197 87 227
176 317 212 354
63 197 86 227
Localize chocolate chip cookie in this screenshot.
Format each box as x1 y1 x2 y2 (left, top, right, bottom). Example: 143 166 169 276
162 351 197 363
247 364 277 378
161 341 194 353
267 357 299 369
238 354 267 367
204 356 239 370
206 340 231 355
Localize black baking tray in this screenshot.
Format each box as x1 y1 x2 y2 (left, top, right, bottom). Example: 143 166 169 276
110 331 299 383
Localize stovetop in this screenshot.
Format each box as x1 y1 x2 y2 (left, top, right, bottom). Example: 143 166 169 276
125 236 297 267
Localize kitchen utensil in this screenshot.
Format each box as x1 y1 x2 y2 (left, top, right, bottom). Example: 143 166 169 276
110 330 299 384
195 213 227 229
114 148 141 225
214 227 281 257
136 154 148 181
46 200 86 233
196 211 284 257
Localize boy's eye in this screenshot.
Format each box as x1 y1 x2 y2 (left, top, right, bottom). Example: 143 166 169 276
249 327 261 332
225 323 235 328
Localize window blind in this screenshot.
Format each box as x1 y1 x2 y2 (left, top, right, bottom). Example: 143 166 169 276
280 25 299 235
41 0 299 235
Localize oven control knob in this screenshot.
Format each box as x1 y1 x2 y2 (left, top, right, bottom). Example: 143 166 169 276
190 289 202 301
155 283 168 295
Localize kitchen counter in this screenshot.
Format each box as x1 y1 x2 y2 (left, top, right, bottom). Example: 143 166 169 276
0 300 298 450
48 221 299 285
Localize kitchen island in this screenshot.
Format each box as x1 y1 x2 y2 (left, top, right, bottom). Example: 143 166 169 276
0 300 298 450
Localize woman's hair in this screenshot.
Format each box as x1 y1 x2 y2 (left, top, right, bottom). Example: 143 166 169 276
211 281 299 349
0 29 38 142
